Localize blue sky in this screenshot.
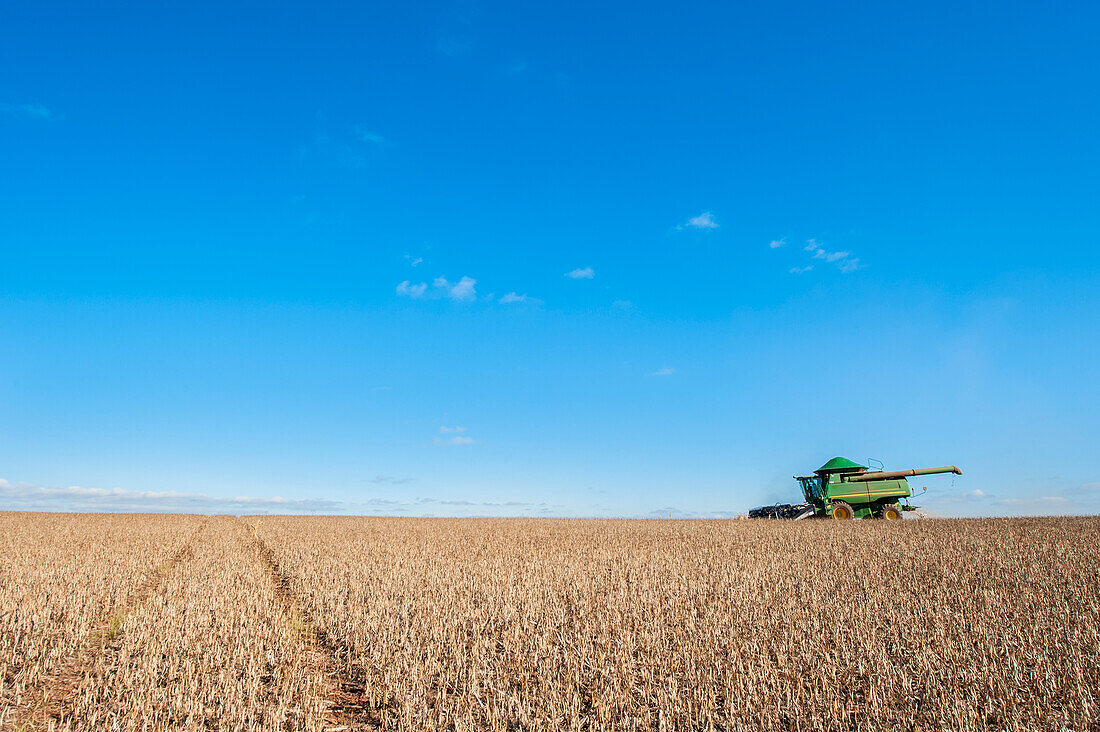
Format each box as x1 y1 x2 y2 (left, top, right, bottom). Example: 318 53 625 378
2 0 1098 517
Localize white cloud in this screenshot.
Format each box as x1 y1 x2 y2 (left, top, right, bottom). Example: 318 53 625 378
2 102 56 121
0 478 339 514
0 477 562 517
678 211 719 230
1083 482 1100 491
566 267 595 279
970 489 986 498
802 239 864 273
400 276 536 306
404 255 423 267
769 239 785 249
647 506 742 519
433 276 477 301
356 128 392 145
499 292 542 305
396 280 428 298
651 367 675 376
999 496 1067 504
789 265 813 274
433 435 475 446
435 426 474 445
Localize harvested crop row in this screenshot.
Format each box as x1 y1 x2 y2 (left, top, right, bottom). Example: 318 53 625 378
254 516 1100 730
53 516 328 731
0 513 200 726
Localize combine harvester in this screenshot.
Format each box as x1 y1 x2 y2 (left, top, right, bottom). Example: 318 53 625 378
750 457 962 520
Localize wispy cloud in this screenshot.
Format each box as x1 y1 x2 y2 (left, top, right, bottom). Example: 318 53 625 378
2 102 57 121
404 255 424 267
433 499 537 508
789 265 813 274
922 485 1094 517
396 280 428 298
434 425 475 445
647 506 741 519
300 123 395 168
566 267 594 279
356 127 393 145
651 367 675 376
676 211 719 230
802 239 864 273
0 478 339 514
434 435 475 446
399 276 537 306
769 239 786 249
0 477 562 517
434 275 477 301
499 292 542 305
807 245 850 262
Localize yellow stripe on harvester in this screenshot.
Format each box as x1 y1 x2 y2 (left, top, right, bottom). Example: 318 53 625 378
831 491 908 499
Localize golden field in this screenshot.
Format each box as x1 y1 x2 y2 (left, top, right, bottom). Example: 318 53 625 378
1 513 1097 730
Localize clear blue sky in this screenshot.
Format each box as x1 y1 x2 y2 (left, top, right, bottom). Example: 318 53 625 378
2 0 1097 517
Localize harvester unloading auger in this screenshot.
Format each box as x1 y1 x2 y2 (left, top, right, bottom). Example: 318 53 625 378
749 457 962 520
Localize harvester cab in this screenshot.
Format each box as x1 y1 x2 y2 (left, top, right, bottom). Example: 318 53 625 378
749 457 962 520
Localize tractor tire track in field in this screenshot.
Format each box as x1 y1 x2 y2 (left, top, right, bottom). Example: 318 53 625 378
242 519 384 731
10 518 208 731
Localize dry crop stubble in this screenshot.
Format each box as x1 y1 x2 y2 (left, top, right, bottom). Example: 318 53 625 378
1 514 1098 730
254 516 1100 730
0 513 200 727
61 516 327 730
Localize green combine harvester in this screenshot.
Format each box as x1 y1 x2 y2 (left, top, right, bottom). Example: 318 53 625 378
749 457 962 520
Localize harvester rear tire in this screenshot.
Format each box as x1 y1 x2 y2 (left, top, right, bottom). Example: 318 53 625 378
831 501 855 521
881 504 903 521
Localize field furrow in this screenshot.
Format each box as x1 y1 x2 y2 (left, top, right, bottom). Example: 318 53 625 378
0 513 203 728
243 518 384 731
53 516 327 731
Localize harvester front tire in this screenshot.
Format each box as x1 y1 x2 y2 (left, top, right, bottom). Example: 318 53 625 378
831 501 855 521
881 504 903 521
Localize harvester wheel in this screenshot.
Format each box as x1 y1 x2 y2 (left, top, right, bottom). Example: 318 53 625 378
881 504 903 521
831 501 855 521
